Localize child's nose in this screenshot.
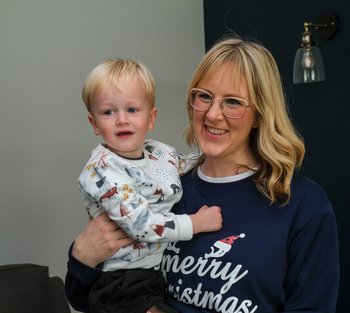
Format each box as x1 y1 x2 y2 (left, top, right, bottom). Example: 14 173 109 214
115 111 128 125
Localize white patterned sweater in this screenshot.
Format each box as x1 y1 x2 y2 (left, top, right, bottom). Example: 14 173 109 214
78 139 197 271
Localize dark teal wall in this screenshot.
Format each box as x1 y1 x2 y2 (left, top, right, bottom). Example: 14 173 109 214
203 1 349 312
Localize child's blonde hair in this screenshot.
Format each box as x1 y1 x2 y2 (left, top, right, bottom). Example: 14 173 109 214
82 58 155 112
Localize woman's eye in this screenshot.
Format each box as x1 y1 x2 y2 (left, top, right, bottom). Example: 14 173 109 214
198 92 212 103
127 107 137 113
225 97 243 107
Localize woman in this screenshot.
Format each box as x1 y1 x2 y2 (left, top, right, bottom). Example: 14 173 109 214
65 37 339 313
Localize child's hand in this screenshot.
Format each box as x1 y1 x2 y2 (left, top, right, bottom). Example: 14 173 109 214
190 205 223 234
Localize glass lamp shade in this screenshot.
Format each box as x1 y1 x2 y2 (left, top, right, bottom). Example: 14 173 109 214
293 46 326 83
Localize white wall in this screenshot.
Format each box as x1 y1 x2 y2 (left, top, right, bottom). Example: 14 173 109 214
0 0 204 308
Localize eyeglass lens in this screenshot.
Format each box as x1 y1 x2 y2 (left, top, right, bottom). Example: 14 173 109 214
190 89 247 119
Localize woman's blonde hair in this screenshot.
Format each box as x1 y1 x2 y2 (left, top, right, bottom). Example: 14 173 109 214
185 37 305 205
82 58 155 112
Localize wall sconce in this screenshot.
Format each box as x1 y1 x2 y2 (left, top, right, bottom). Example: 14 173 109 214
293 12 338 84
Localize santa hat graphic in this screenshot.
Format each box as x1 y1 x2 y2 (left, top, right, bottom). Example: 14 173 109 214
205 233 246 259
216 234 245 251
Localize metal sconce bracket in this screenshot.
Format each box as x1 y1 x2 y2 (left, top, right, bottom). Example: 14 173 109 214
312 12 338 41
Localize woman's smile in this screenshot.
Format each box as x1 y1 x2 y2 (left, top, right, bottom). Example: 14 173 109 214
205 125 228 136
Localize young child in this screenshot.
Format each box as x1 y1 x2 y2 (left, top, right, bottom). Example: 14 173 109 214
78 58 222 313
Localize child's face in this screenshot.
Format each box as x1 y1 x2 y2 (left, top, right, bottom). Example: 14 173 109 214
88 76 156 159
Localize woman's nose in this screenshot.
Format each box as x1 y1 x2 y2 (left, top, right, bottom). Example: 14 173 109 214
205 100 224 120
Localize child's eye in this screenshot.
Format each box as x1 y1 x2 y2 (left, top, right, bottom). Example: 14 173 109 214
127 107 137 113
103 110 114 116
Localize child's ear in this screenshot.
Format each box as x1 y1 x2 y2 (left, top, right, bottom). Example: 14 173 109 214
88 114 101 136
148 107 157 131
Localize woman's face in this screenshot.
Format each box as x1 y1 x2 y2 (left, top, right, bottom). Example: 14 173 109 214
192 65 257 164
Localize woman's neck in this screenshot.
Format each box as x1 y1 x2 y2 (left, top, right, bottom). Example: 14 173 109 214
200 156 257 178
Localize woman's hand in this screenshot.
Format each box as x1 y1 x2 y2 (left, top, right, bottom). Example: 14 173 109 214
72 212 134 268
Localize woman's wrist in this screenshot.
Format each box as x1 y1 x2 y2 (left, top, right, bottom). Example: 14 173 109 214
68 242 102 285
71 236 101 268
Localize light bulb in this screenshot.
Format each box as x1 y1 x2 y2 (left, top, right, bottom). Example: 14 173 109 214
301 52 315 69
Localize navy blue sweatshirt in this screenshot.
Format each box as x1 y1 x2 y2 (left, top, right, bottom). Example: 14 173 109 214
162 170 339 312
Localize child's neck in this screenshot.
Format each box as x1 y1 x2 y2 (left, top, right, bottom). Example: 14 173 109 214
102 143 144 160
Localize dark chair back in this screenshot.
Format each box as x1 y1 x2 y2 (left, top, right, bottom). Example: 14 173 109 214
0 263 71 313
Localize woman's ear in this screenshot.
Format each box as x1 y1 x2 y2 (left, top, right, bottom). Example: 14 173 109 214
252 111 259 128
148 107 157 131
88 114 101 136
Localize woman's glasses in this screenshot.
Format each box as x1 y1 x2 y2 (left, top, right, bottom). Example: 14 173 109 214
189 88 252 119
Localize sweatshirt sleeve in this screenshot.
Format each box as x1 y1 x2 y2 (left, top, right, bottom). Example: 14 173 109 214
282 202 339 313
64 243 102 313
79 153 193 244
177 152 199 176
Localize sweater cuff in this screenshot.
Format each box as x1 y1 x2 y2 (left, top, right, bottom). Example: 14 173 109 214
67 242 103 285
176 214 193 240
